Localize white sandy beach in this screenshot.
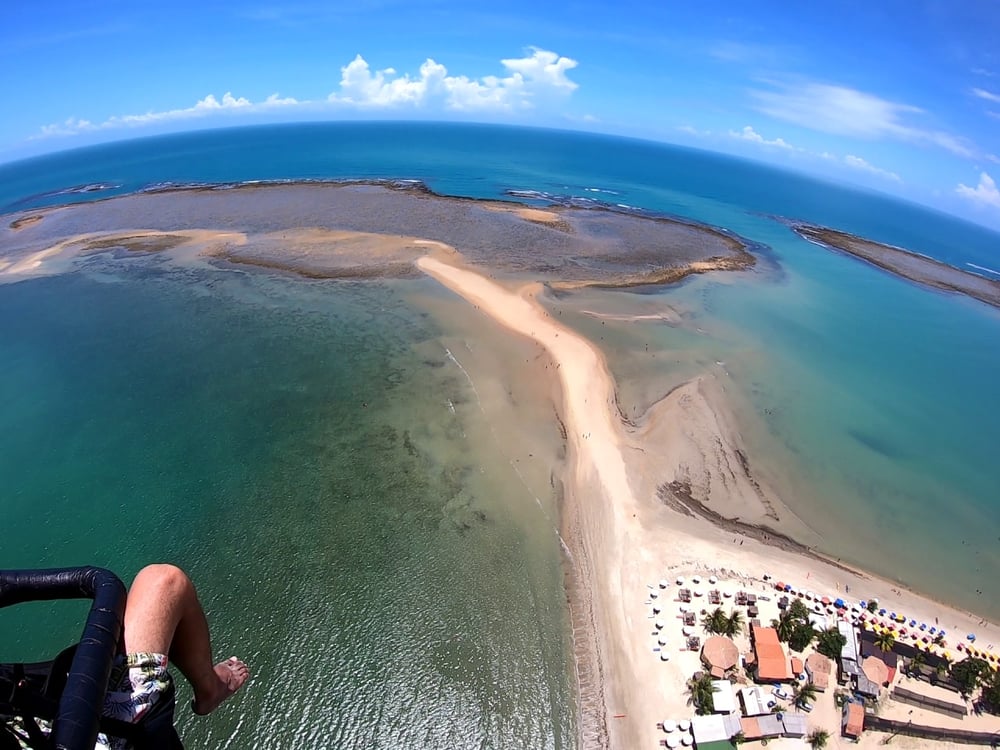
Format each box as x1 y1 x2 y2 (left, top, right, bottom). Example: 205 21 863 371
416 252 1000 750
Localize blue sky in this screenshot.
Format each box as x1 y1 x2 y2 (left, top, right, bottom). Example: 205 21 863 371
3 0 1000 228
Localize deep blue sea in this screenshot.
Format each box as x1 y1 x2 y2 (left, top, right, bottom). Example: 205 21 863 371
1 122 998 747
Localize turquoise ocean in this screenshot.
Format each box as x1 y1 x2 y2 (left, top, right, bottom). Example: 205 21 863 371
1 123 998 747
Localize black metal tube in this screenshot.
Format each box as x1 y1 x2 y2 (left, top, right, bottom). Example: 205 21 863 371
0 567 127 750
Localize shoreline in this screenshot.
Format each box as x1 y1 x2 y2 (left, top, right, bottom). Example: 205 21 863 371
414 252 999 750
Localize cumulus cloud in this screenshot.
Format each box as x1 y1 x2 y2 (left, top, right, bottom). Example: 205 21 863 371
328 48 578 110
843 154 901 182
32 48 579 140
728 125 797 150
751 82 973 158
956 172 1000 208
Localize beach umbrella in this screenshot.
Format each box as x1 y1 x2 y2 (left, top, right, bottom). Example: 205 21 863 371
929 626 936 634
862 655 890 685
723 590 732 598
785 584 792 592
682 626 693 636
709 576 717 584
655 620 665 630
919 623 927 631
652 604 661 614
666 737 680 749
835 598 846 608
692 575 702 584
680 735 692 746
678 719 690 731
957 643 965 651
775 581 785 591
939 630 947 637
662 719 677 733
859 600 868 608
676 576 686 586
660 579 669 589
879 608 887 616
967 633 977 641
821 596 831 606
693 589 703 597
660 652 671 661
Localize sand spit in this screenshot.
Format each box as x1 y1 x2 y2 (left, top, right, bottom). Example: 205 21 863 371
415 252 999 750
794 223 1000 309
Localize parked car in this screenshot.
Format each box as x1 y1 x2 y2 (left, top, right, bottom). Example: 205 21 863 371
771 686 793 701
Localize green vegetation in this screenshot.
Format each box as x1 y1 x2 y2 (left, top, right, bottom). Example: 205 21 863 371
949 657 990 698
702 607 744 637
687 672 718 715
794 681 819 709
873 630 896 654
807 728 830 749
771 601 816 652
981 669 1000 713
815 627 847 660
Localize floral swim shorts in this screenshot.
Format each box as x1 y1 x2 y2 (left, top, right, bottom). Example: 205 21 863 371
97 652 172 750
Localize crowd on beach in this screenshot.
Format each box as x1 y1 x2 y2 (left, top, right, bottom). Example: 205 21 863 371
641 566 999 749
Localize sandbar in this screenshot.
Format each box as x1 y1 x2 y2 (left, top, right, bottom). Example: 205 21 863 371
793 223 1000 309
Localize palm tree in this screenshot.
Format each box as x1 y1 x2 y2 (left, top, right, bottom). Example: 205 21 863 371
703 607 729 635
907 652 927 676
874 630 897 654
725 609 745 637
807 728 830 749
788 598 810 621
772 611 797 643
815 627 847 660
794 681 819 709
687 673 717 715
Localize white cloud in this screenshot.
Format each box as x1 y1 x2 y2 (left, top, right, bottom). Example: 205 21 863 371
32 48 579 140
750 82 974 158
972 87 1000 104
328 48 578 111
956 172 1000 208
843 154 901 182
728 125 797 150
33 91 299 139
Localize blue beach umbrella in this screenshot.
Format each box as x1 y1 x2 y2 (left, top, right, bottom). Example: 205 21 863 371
919 623 927 631
835 598 846 609
879 608 887 616
929 627 937 634
909 619 917 627
968 633 977 641
859 600 867 608
940 630 946 637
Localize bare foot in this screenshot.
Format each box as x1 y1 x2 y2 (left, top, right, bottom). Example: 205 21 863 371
192 657 250 715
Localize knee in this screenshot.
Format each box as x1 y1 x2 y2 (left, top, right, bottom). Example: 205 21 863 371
133 563 194 597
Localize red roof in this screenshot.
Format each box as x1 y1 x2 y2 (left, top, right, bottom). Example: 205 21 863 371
843 703 865 738
790 656 803 675
751 625 791 682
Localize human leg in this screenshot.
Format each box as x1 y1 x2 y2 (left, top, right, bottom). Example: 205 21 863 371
123 564 248 715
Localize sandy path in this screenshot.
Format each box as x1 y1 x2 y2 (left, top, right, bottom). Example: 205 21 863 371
417 253 1000 750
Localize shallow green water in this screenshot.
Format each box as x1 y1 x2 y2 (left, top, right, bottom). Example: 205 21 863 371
0 259 575 748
